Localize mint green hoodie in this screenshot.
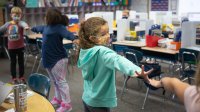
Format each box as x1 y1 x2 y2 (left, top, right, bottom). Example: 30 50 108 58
77 46 141 108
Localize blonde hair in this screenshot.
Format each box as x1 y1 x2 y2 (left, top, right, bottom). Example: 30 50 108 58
11 7 22 14
78 17 107 49
123 10 129 16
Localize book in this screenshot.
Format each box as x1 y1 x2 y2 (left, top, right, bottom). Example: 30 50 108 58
38 0 45 7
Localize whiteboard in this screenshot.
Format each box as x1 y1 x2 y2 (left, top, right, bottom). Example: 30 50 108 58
149 11 172 25
129 10 136 19
178 0 200 17
117 19 129 41
85 12 114 34
188 13 200 21
181 21 200 50
135 13 148 20
116 10 122 21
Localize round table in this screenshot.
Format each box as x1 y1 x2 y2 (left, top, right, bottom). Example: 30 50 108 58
0 92 55 112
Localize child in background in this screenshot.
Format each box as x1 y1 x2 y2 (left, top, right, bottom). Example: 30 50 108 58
0 7 29 84
77 17 152 112
122 9 130 19
31 9 76 112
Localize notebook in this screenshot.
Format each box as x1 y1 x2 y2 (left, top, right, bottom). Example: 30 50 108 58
0 84 13 105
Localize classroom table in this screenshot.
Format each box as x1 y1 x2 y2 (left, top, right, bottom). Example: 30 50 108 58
112 41 146 48
0 92 55 112
28 34 73 45
112 40 146 51
112 41 179 62
141 47 179 62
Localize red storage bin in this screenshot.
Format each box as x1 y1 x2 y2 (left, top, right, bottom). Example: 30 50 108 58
146 35 163 47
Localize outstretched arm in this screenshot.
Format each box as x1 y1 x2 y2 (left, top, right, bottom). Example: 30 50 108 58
160 77 189 103
102 47 142 76
31 26 45 33
19 21 30 30
60 26 76 41
0 22 10 33
136 69 190 103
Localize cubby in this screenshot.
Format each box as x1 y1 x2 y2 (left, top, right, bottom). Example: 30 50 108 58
13 5 130 28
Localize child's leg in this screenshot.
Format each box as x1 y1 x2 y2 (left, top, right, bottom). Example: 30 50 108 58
17 48 24 78
83 101 91 112
83 101 110 112
8 49 17 79
51 58 71 103
46 69 62 101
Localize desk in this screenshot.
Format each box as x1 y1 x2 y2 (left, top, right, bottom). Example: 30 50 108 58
28 34 42 40
112 41 146 52
112 41 146 48
141 47 178 62
28 34 73 45
0 92 55 112
112 41 179 62
142 47 178 55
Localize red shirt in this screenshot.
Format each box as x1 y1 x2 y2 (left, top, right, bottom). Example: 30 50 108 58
0 21 28 49
7 22 25 49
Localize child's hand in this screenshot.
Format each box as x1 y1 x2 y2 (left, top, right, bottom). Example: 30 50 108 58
24 27 30 30
73 39 79 45
135 65 154 83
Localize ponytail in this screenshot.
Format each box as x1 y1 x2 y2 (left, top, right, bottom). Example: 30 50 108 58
75 17 107 64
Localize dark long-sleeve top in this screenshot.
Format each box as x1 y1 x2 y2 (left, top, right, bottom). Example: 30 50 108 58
31 24 76 69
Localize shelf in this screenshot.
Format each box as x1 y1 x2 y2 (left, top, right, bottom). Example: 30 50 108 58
7 5 130 28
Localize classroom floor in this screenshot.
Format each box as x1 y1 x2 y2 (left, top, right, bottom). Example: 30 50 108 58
0 56 185 112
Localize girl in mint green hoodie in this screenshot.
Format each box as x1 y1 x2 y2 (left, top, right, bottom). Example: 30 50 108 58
77 17 153 112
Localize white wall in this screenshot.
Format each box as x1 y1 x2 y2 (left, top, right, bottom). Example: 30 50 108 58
178 0 200 17
130 0 148 12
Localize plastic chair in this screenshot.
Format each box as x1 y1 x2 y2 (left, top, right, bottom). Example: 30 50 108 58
35 38 43 73
28 73 51 99
64 43 75 75
179 48 199 84
112 45 128 55
24 35 40 72
121 48 162 109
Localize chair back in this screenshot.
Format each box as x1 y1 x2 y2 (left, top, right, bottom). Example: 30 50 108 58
113 45 128 55
28 73 51 99
179 48 199 67
24 35 39 55
123 48 143 65
24 35 37 44
123 48 162 90
36 38 42 50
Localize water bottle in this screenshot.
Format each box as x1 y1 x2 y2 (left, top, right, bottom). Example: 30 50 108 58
14 84 27 112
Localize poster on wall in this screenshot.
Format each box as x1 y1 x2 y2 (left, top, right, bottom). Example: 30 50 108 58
151 0 168 11
196 24 200 45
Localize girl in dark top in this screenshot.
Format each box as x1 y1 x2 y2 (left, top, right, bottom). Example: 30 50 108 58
31 9 76 112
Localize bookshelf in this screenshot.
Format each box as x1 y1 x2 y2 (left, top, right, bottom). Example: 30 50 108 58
18 5 129 29
2 1 130 35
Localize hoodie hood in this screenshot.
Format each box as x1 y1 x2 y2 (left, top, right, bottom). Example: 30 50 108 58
77 46 101 81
